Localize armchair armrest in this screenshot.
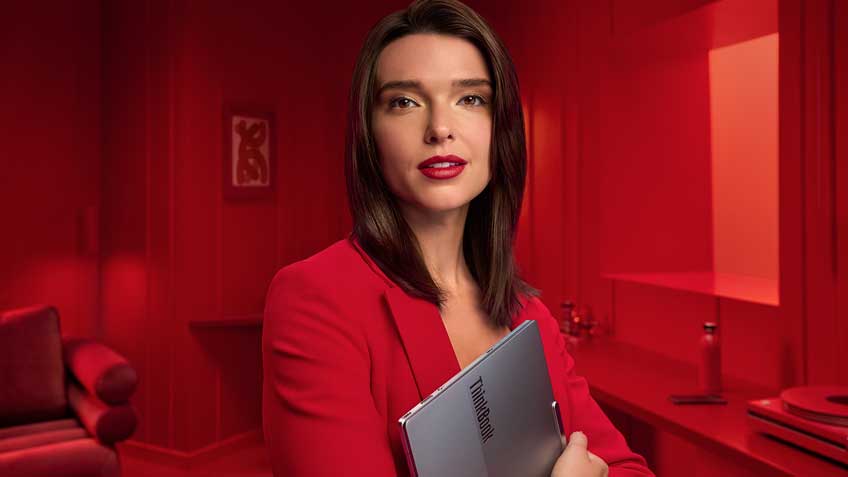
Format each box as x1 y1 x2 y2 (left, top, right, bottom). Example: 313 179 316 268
68 382 137 445
62 338 137 405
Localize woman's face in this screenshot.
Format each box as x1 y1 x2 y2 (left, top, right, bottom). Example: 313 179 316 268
371 33 492 215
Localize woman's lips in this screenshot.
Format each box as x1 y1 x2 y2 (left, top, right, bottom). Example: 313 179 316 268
418 154 467 180
419 163 466 179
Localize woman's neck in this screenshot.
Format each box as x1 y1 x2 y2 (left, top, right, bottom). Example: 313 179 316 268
400 203 473 295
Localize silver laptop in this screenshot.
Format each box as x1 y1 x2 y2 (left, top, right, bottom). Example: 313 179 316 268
398 320 564 477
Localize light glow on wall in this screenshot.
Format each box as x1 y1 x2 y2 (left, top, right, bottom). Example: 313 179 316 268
709 33 780 287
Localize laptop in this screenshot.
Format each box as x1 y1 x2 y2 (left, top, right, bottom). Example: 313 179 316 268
398 320 565 477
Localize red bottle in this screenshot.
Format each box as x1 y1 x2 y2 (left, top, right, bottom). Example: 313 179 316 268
699 322 722 394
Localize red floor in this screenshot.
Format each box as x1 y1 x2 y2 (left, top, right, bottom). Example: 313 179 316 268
121 439 271 477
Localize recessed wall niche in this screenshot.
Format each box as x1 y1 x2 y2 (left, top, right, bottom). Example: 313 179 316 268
599 0 779 306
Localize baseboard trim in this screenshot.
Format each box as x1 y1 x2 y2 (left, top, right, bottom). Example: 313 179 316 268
118 429 263 469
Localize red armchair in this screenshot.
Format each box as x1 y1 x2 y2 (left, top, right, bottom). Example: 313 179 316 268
0 305 138 477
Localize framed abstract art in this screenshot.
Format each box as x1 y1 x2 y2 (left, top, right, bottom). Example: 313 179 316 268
223 106 276 199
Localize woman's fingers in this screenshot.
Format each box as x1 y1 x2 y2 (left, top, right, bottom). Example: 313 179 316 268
551 432 589 475
567 431 588 450
587 450 610 477
551 432 609 477
561 431 591 464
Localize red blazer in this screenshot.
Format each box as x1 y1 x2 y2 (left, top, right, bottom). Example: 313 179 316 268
262 238 653 476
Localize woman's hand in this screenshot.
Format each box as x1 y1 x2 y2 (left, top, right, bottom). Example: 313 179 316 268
551 431 609 477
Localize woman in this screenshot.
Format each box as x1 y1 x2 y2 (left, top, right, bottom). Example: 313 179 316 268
262 1 653 476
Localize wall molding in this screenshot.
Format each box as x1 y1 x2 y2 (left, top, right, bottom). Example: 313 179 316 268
118 429 263 469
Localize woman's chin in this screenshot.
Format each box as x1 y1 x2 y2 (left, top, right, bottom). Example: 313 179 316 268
403 196 473 216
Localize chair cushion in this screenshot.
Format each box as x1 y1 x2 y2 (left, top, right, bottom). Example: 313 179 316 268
63 338 137 404
0 437 119 477
0 426 88 454
0 418 79 441
0 306 68 426
68 382 137 444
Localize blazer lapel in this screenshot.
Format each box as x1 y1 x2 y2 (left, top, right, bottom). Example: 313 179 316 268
349 236 461 400
383 287 460 400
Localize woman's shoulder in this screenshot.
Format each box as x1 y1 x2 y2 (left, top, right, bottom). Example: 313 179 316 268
514 293 548 318
267 237 387 301
513 294 559 334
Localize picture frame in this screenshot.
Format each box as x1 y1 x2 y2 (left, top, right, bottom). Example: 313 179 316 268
223 105 276 199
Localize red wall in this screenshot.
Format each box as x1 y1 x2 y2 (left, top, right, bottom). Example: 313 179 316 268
838 0 848 389
498 0 845 391
0 1 102 338
496 0 846 474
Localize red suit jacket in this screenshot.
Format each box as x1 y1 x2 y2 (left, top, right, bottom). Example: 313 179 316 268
262 238 653 476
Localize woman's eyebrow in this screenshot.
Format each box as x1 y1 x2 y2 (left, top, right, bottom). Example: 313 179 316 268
376 78 492 96
453 78 492 89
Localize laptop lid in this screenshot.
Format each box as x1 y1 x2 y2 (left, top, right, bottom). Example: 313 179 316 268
398 320 564 477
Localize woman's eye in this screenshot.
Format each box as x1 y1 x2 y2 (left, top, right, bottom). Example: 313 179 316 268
460 95 487 106
389 97 417 109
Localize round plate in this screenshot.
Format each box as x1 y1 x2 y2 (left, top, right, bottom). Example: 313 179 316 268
781 386 848 427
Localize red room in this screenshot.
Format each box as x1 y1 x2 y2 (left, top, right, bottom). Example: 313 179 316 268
1 0 846 476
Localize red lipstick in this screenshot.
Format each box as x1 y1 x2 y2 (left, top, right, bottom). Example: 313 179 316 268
417 154 468 180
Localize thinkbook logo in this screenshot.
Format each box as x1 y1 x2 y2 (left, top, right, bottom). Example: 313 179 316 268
470 376 494 444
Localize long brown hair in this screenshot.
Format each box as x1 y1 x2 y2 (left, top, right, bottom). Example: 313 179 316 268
345 0 536 328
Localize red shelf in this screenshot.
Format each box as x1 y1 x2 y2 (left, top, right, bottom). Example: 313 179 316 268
572 339 848 476
602 271 779 306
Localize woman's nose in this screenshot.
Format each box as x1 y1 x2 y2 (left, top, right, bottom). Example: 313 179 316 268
424 106 454 144
425 126 453 144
